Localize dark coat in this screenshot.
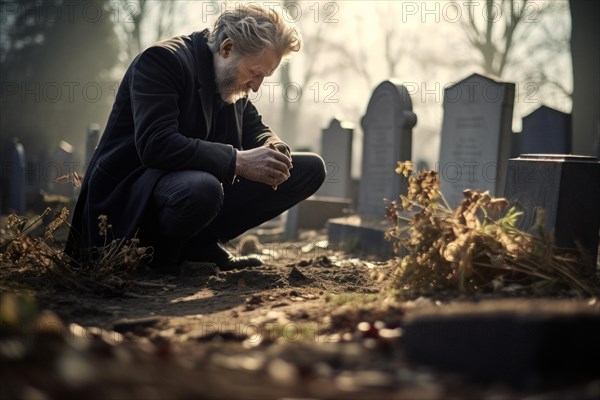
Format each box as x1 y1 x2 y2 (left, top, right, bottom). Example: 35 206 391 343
66 30 282 257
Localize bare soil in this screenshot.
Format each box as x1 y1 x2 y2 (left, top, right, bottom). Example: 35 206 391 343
2 226 599 400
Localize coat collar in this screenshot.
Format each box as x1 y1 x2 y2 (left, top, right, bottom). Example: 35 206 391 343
191 30 216 135
191 30 245 145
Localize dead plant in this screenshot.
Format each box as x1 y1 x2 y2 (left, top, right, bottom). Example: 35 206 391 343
0 209 152 295
385 161 599 298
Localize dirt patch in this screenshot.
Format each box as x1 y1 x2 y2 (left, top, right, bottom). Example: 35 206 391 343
2 232 600 399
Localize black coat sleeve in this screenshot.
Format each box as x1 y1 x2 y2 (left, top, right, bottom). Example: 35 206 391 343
241 100 288 150
130 45 234 181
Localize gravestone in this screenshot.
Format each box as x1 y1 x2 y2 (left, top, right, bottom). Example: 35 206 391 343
438 73 515 208
284 119 354 239
46 140 78 200
505 154 600 269
510 131 522 158
358 82 415 217
317 118 354 199
404 299 600 386
85 123 101 175
328 81 417 257
8 138 26 214
517 105 571 155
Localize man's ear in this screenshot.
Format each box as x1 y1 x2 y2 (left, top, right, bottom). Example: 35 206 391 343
219 38 234 58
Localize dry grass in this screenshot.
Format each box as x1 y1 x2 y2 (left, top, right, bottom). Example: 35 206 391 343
385 161 600 298
0 208 152 295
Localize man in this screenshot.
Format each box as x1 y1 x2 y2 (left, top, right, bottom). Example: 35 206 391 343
66 5 326 270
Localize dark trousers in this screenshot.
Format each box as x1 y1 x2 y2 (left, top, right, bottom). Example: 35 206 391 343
149 153 326 264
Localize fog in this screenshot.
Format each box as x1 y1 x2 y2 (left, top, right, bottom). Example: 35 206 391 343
0 0 572 187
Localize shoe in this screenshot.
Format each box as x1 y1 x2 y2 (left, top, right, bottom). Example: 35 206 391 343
192 241 263 271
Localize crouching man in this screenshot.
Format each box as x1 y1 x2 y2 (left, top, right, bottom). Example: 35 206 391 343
66 5 326 270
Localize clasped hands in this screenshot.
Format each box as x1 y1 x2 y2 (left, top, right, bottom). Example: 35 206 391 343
235 142 292 189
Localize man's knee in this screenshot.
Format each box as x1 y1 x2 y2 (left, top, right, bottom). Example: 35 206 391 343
158 171 224 221
294 153 327 189
183 173 224 218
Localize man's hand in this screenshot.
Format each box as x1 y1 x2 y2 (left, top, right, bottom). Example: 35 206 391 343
269 142 292 165
235 147 292 187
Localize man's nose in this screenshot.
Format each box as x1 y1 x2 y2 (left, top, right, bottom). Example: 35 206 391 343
249 76 264 92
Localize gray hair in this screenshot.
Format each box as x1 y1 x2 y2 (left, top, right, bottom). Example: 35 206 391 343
207 4 302 58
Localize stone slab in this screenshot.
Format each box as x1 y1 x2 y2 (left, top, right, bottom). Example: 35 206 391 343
404 300 600 386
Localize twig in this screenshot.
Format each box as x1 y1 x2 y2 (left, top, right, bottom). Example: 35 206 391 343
132 281 176 289
124 292 156 299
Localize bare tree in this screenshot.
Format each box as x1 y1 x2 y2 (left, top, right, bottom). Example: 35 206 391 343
112 0 180 61
324 13 372 89
461 0 559 78
277 0 336 147
324 3 427 90
518 6 572 99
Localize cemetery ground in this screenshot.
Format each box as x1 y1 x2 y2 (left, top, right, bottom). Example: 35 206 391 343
1 207 600 400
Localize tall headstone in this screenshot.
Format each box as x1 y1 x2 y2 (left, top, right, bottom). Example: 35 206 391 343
518 106 571 155
358 80 416 217
317 118 353 199
328 81 417 257
8 138 26 214
438 73 515 208
505 154 600 269
85 123 101 175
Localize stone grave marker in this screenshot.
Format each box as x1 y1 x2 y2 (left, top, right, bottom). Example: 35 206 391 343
284 118 354 238
358 81 415 217
510 131 522 158
47 140 78 200
518 105 571 155
438 73 515 208
328 80 417 257
504 154 600 269
404 299 600 386
317 118 354 199
8 138 26 214
85 123 101 175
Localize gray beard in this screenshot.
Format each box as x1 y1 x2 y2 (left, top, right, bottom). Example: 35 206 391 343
215 56 248 104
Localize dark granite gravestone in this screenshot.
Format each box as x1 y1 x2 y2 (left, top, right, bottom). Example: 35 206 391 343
284 119 354 239
504 154 600 268
8 138 26 214
85 123 101 175
404 299 600 387
517 105 571 155
328 81 416 257
510 131 522 158
438 73 515 207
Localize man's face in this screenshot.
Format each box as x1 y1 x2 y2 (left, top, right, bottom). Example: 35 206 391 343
214 42 281 104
